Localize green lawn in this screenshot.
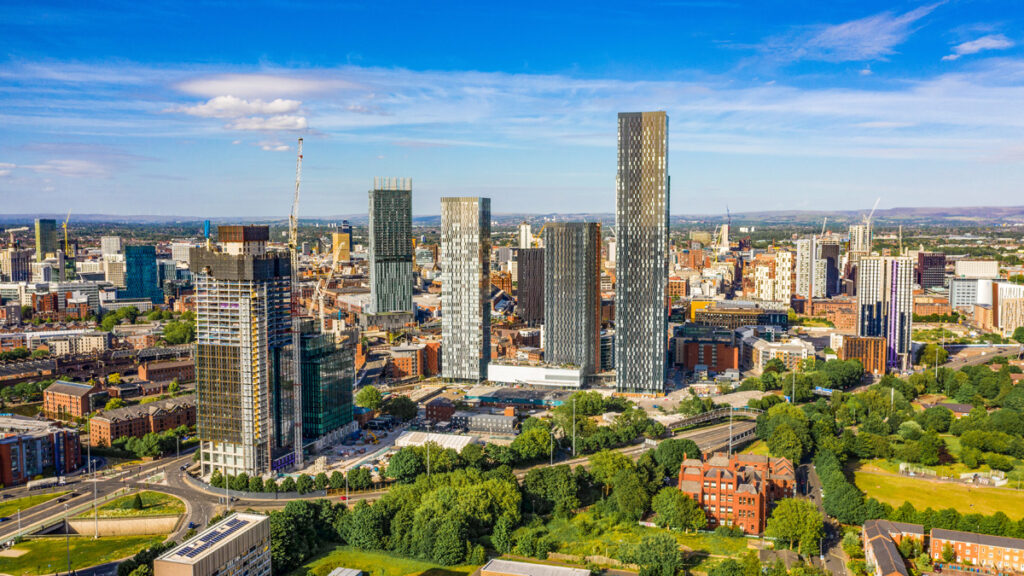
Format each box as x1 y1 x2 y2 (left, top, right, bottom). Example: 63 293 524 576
76 490 184 518
295 545 479 576
0 535 163 575
740 440 771 456
854 468 1024 519
0 491 67 519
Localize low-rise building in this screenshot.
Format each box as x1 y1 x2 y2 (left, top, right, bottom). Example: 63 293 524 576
451 411 517 435
480 559 590 576
425 397 456 422
677 452 796 534
138 359 195 383
89 394 196 447
154 513 270 576
486 363 584 389
46 332 109 357
839 335 887 376
738 329 814 374
0 415 81 486
930 528 1024 572
43 380 102 419
862 519 924 576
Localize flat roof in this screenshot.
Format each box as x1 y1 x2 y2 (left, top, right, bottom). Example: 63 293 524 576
394 431 476 451
481 559 591 576
158 513 266 565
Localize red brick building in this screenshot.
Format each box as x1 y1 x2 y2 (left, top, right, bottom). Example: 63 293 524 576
677 452 796 534
138 359 195 383
89 394 196 447
930 528 1024 572
43 380 101 419
839 335 887 376
677 342 740 373
0 415 82 486
423 341 441 376
388 345 424 379
425 397 456 422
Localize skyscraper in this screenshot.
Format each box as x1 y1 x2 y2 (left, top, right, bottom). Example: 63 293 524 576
190 225 294 477
515 248 544 326
518 222 533 249
121 245 163 304
441 197 491 382
100 236 123 257
819 239 841 297
286 318 355 443
0 248 31 282
34 218 57 262
368 178 413 315
543 223 602 375
615 111 669 395
849 224 871 255
795 237 826 299
857 256 914 372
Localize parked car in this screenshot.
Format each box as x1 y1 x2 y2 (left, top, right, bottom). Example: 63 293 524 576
188 521 199 529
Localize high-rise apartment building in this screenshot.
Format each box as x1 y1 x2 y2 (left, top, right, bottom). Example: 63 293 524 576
543 223 602 375
34 218 57 262
917 252 946 289
190 225 294 476
849 224 871 255
286 318 355 442
752 251 793 303
441 197 491 382
819 239 841 296
794 237 826 299
0 248 31 282
857 256 914 372
515 248 544 326
121 245 163 304
368 178 413 315
615 111 669 395
518 222 534 249
100 236 122 257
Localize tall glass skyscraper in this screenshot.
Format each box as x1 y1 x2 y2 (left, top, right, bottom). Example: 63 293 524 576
614 111 669 395
440 197 491 382
857 256 914 372
190 226 294 477
121 245 163 304
368 178 413 315
286 318 355 442
543 223 602 375
34 218 57 262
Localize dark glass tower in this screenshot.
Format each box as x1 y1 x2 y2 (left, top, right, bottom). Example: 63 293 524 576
543 223 602 375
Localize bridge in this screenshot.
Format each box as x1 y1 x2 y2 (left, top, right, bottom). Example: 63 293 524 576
670 406 763 431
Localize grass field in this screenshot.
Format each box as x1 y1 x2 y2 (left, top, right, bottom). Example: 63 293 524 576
0 535 163 575
0 491 67 519
854 468 1024 519
740 440 771 456
295 546 479 576
77 490 184 518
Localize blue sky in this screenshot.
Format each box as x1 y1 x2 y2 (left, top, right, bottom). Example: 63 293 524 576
1 0 1022 217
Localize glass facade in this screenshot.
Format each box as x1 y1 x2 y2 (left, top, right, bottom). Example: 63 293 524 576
121 245 164 303
543 223 602 375
369 178 413 314
285 318 355 441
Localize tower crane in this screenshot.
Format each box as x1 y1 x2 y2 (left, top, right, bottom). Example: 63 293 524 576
3 227 28 247
821 217 828 236
288 138 303 256
287 137 303 470
61 211 72 255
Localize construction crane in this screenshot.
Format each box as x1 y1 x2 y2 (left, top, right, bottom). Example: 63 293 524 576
288 138 303 256
287 137 303 470
3 226 28 247
821 217 828 236
61 210 72 255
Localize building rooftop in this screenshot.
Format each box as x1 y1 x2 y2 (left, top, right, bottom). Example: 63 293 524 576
45 380 95 397
481 559 591 576
93 394 195 423
931 528 1024 551
157 512 266 565
394 431 477 451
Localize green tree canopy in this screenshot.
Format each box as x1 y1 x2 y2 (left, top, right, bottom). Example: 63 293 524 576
355 386 383 411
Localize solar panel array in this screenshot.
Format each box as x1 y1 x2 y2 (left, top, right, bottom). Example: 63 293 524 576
174 517 250 560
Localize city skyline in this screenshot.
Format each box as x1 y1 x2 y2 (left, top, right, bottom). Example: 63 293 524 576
3 2 1024 216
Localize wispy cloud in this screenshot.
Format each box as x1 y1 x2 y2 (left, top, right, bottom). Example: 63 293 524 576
226 115 308 131
759 4 940 63
174 95 302 118
943 34 1014 61
257 140 291 151
26 159 109 177
0 162 14 176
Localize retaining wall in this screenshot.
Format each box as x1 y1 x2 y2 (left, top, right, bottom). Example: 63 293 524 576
66 514 181 536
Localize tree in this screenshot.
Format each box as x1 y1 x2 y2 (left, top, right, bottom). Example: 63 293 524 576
708 560 745 576
383 395 418 421
231 472 249 492
492 514 515 554
162 320 196 345
588 449 634 486
279 476 297 493
764 358 787 374
653 438 701 476
920 344 949 368
942 543 955 562
209 469 224 488
386 447 425 483
167 379 181 395
348 467 373 490
344 500 386 550
619 533 683 576
651 487 706 531
105 397 127 410
511 426 550 462
130 493 144 510
330 470 345 490
108 373 122 385
1013 326 1024 344
248 475 264 493
612 468 650 522
355 385 383 411
765 499 824 555
459 443 486 469
314 472 329 491
269 510 301 573
296 474 314 494
767 424 804 463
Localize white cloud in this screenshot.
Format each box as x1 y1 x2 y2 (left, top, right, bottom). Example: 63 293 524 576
760 4 940 63
257 140 291 151
176 73 359 98
227 115 308 131
176 95 302 118
26 159 108 177
943 34 1014 61
0 162 14 176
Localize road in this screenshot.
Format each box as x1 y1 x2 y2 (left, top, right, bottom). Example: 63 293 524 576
803 464 846 576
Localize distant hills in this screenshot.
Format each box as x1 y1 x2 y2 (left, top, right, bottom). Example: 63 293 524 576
2 205 1023 227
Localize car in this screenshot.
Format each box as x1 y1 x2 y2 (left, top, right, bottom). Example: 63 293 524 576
0 517 10 523
188 521 199 529
57 496 69 503
339 495 348 501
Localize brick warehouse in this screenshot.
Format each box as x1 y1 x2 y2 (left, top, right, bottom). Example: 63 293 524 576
677 452 796 534
89 394 196 447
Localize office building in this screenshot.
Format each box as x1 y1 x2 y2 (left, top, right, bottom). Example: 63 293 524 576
154 513 271 576
34 218 58 262
121 245 163 304
543 223 602 375
286 318 355 442
614 111 669 395
368 178 413 314
0 248 31 282
954 260 999 279
190 225 294 477
515 248 544 326
857 257 914 372
100 236 123 257
917 252 946 289
677 453 796 534
0 415 82 486
139 359 195 383
441 197 491 382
